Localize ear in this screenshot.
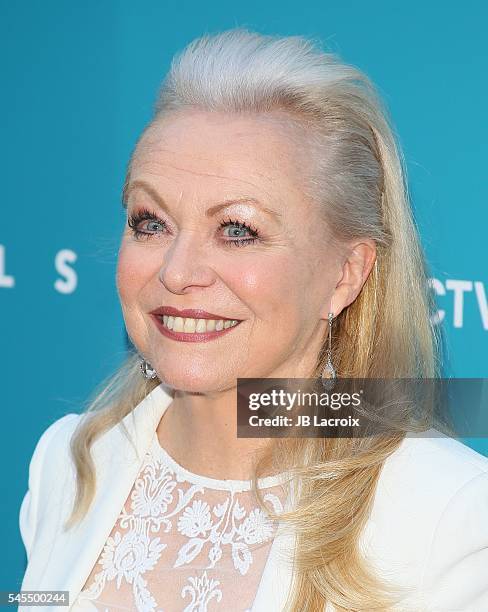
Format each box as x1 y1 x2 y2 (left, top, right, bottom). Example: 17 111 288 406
327 239 377 318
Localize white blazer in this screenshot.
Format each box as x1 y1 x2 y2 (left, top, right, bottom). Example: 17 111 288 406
19 382 488 612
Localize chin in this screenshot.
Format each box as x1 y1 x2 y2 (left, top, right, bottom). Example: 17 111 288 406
156 369 237 394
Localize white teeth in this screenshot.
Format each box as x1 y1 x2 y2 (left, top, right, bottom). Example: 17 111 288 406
183 318 196 333
195 318 207 333
160 315 239 333
173 317 184 332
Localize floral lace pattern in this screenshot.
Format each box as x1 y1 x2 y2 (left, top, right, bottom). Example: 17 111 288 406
72 434 288 612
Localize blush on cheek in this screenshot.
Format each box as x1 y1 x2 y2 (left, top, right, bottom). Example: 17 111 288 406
116 251 129 295
116 245 146 301
243 260 302 304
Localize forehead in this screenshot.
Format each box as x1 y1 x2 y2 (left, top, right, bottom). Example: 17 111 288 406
129 110 310 200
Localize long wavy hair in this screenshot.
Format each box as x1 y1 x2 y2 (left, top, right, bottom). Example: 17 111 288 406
65 29 443 611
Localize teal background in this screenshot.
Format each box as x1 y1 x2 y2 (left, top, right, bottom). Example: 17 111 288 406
2 0 487 595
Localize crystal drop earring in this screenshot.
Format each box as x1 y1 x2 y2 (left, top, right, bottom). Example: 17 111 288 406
140 358 157 380
321 312 337 391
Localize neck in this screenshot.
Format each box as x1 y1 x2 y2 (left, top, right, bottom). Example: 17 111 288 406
156 386 274 481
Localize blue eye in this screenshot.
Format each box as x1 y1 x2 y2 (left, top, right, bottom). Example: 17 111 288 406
219 218 260 248
126 208 260 247
127 207 167 240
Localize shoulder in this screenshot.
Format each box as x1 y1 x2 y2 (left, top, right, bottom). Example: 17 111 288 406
368 431 488 610
19 413 82 558
373 429 488 536
29 413 82 479
380 430 488 508
25 412 82 478
35 412 81 450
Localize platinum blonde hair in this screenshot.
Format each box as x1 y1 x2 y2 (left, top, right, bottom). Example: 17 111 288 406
66 28 442 611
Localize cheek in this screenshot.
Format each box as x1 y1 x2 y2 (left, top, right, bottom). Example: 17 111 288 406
228 254 308 322
116 242 155 303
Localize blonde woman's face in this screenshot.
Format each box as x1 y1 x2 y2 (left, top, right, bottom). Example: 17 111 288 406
117 110 343 392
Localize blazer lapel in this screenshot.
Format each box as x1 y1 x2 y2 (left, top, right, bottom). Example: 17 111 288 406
250 475 298 612
23 382 174 612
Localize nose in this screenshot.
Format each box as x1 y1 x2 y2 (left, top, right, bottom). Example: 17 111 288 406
158 230 216 294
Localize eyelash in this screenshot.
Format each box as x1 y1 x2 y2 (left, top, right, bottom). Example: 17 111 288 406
126 207 260 247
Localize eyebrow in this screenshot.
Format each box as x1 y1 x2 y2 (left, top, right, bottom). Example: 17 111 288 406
122 179 283 222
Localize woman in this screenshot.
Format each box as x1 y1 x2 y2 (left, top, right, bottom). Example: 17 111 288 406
19 28 488 612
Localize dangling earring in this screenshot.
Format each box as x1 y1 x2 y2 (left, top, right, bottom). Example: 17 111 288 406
321 312 337 391
140 359 157 379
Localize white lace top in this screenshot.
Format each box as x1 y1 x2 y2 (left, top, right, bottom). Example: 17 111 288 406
71 432 291 612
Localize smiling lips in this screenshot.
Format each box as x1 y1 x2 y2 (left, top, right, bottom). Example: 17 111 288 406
149 306 242 342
